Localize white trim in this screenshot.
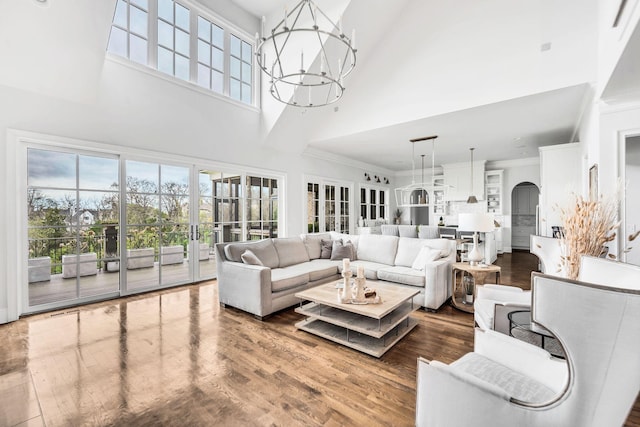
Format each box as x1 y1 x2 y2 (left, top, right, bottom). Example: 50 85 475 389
486 157 540 169
106 53 259 113
303 147 395 176
0 308 7 324
618 127 640 262
599 98 640 115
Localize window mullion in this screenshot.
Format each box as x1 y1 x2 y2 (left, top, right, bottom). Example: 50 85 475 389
148 0 158 69
224 29 230 97
189 7 197 83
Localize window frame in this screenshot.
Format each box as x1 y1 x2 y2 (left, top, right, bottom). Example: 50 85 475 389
107 0 258 109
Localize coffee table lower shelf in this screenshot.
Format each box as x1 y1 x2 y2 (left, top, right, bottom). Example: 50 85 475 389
294 315 418 358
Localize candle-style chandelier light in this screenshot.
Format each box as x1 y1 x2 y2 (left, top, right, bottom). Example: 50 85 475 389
255 0 357 107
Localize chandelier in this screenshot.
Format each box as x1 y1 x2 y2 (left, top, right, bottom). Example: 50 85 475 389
255 0 357 107
395 135 450 207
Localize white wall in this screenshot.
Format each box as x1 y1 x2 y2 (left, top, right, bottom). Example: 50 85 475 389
308 0 598 142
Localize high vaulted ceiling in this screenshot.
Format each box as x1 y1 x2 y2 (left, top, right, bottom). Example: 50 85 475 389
230 0 598 171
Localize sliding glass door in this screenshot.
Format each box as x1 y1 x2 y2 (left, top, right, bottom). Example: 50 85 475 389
124 160 192 291
24 143 283 313
27 148 120 307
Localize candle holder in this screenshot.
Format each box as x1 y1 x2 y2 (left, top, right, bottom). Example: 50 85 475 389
340 270 352 303
353 276 366 302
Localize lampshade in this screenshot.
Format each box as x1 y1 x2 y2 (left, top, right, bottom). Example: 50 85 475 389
458 213 494 232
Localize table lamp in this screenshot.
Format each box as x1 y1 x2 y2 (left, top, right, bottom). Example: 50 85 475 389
458 213 495 265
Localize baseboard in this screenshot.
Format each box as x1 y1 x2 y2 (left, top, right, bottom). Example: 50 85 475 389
0 308 8 324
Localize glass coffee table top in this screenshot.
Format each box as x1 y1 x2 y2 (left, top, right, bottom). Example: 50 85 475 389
508 310 565 359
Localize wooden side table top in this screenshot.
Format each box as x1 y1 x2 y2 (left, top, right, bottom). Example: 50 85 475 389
451 262 501 275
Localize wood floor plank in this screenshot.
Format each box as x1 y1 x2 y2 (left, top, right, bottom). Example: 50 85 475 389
0 251 637 426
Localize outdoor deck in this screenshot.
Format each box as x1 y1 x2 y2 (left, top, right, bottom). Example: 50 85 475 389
28 259 217 307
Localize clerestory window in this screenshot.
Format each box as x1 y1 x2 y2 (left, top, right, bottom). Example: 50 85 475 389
107 0 254 106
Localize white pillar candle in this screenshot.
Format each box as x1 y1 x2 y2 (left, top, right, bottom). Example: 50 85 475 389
343 258 350 271
357 265 364 278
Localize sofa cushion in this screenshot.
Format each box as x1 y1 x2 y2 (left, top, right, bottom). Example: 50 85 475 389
411 246 443 270
330 240 355 261
273 237 310 268
395 237 430 267
270 267 309 292
377 266 425 287
301 233 331 259
224 239 279 269
357 234 398 265
451 352 556 403
340 260 389 280
295 259 340 282
241 249 263 266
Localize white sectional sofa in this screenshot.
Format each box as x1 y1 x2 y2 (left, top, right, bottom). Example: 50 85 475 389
215 232 457 319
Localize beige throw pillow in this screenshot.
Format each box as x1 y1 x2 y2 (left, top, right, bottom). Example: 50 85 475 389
241 249 263 266
330 240 355 261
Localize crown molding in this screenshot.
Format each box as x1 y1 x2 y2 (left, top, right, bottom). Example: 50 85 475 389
302 147 395 175
486 156 540 169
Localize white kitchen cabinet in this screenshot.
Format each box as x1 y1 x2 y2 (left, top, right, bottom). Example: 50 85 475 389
443 160 486 201
512 226 536 249
485 170 503 214
539 143 581 237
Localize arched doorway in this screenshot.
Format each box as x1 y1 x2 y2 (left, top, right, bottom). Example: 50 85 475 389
511 182 540 251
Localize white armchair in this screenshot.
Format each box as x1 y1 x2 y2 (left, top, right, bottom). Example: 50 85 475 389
417 260 640 426
474 252 611 331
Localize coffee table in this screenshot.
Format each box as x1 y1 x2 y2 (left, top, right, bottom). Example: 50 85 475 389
294 280 419 358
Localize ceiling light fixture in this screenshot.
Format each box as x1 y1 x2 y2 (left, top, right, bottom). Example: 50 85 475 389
467 147 478 204
255 0 356 108
395 135 449 207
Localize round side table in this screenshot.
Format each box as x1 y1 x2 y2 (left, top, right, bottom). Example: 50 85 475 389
450 262 501 313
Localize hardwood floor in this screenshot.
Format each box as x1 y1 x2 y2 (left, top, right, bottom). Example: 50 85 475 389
1 251 638 426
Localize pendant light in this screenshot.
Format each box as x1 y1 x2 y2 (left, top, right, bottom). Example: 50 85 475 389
466 148 478 204
420 154 427 204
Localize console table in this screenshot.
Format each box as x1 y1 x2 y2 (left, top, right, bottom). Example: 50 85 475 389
451 262 501 313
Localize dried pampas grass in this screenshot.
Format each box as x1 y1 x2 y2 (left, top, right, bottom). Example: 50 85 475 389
559 193 620 280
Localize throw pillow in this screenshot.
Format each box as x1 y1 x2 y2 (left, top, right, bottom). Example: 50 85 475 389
411 246 442 270
320 239 333 259
241 249 263 266
330 239 355 261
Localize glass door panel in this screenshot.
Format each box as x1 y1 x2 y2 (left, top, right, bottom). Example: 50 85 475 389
27 149 120 308
325 184 336 232
125 160 192 291
307 183 320 233
125 160 160 291
197 170 216 280
159 164 190 285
